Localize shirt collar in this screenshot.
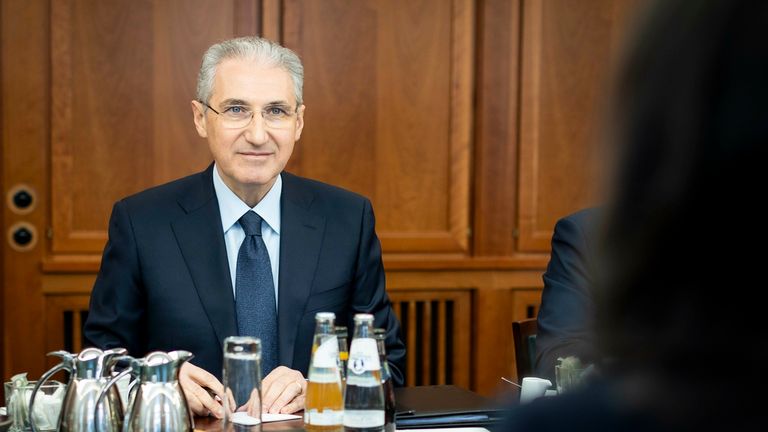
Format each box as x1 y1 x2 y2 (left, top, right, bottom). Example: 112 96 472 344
212 163 282 235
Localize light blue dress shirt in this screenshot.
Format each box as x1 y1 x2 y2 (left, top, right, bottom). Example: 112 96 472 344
212 164 281 305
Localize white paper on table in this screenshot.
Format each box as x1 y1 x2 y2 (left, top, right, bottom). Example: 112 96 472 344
263 413 302 422
230 412 301 425
230 412 260 425
0 406 6 415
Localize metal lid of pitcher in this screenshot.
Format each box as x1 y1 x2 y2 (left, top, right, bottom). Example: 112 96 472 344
72 347 127 379
139 350 193 383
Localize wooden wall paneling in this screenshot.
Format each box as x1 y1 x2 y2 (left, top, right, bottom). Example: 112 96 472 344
421 299 432 384
152 0 243 185
282 0 378 202
235 0 261 37
388 289 472 388
282 0 472 256
50 0 155 253
42 274 97 295
38 276 94 369
2 0 50 382
43 294 90 368
386 269 544 292
447 0 474 254
407 299 417 384
382 253 549 271
437 300 447 384
387 270 544 396
473 286 515 397
1 0 5 393
517 0 638 252
451 291 472 387
512 289 541 321
50 0 254 255
473 0 521 257
260 0 282 41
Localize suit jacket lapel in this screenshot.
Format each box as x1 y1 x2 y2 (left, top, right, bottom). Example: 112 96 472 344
278 172 325 367
171 165 237 350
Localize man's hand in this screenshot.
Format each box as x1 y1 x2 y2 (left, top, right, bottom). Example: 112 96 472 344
261 366 307 414
179 362 226 418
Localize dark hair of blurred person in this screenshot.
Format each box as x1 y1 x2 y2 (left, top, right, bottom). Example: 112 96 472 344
502 0 766 430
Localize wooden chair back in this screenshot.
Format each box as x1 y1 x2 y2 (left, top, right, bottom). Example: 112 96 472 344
512 318 538 381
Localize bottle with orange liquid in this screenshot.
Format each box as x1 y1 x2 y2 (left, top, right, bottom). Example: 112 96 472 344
305 312 344 432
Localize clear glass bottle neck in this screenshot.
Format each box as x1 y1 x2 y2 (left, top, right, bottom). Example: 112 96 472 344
314 317 335 336
352 319 374 339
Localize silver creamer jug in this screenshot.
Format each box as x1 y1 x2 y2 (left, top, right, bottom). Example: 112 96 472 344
29 347 127 432
99 350 194 432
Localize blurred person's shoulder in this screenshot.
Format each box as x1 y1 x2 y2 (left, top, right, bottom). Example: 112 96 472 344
555 207 602 234
497 381 668 432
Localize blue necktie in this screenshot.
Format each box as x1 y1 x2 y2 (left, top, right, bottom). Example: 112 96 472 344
236 211 278 377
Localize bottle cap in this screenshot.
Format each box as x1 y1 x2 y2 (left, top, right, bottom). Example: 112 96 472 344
315 312 336 320
353 313 374 323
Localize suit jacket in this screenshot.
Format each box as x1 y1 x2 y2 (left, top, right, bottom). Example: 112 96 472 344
534 208 600 381
84 164 405 385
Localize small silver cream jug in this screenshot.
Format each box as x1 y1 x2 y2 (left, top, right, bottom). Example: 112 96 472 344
29 347 127 432
99 350 194 432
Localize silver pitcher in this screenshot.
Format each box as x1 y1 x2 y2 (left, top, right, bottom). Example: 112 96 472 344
29 347 127 432
99 350 194 432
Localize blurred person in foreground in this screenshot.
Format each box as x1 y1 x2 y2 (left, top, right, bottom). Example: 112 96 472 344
84 36 405 418
503 0 765 430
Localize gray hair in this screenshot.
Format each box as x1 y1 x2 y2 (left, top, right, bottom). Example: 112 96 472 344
196 36 304 106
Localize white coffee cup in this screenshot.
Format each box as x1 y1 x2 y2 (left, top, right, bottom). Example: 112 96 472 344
519 377 552 404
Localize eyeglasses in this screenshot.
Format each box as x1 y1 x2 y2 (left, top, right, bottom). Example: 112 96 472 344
201 102 297 130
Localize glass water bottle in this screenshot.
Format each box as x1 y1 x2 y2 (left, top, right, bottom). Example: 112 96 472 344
343 314 385 432
305 312 344 432
374 328 396 432
336 326 349 391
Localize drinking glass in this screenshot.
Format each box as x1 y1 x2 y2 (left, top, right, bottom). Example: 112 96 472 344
4 380 64 431
222 336 263 426
555 365 585 394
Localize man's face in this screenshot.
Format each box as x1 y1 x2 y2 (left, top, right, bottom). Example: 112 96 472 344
192 58 305 204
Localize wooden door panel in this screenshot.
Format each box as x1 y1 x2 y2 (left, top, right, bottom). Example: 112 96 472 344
283 0 473 254
473 0 522 257
50 0 255 253
517 0 640 251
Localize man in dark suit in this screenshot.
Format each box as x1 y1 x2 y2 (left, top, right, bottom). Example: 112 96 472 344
84 36 405 417
534 208 599 382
